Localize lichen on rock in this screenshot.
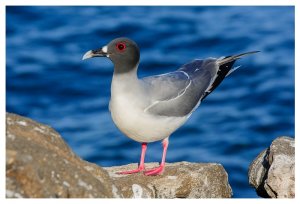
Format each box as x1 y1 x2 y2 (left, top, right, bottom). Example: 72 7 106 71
105 162 232 198
6 112 233 198
248 136 295 198
6 113 115 198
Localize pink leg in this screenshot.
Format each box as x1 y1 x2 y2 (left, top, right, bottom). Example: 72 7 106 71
144 138 169 176
117 143 147 174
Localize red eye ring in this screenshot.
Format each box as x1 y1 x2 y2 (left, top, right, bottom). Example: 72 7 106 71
116 42 126 52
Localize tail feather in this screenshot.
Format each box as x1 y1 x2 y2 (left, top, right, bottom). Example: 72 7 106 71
226 65 241 77
201 51 259 101
217 51 260 66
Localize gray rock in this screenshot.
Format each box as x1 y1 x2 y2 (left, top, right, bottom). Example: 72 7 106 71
248 136 295 198
105 162 232 198
6 112 233 198
6 113 116 198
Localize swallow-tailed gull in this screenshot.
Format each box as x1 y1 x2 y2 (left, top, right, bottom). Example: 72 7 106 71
83 37 258 176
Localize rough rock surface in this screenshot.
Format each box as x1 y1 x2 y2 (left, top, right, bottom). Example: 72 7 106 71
6 112 233 198
248 136 295 198
105 162 232 198
6 113 116 198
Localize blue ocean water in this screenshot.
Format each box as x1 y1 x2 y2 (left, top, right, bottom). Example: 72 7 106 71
6 6 295 198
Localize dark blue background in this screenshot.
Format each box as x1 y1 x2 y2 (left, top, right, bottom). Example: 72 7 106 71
6 6 295 198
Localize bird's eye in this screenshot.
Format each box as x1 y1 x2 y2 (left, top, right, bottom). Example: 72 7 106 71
116 42 126 52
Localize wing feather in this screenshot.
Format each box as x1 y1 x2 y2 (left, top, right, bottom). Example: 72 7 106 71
142 59 217 117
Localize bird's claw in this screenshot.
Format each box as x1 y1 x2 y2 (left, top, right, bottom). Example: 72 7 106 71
143 165 164 176
117 166 144 174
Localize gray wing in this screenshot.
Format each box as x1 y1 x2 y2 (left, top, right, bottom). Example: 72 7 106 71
142 58 218 117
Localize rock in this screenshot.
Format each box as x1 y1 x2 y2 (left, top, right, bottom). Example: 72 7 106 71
248 136 295 198
6 112 116 198
6 112 233 198
105 162 232 198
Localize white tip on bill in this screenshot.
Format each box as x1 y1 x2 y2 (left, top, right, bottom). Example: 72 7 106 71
82 50 93 60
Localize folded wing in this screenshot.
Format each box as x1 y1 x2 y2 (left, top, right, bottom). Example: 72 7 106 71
142 59 218 117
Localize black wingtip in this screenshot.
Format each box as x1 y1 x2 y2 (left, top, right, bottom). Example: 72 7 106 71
201 59 236 101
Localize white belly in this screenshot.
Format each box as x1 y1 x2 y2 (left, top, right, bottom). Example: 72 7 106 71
110 95 186 143
110 71 187 143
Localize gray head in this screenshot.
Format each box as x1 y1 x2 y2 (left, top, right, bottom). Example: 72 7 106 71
83 37 140 74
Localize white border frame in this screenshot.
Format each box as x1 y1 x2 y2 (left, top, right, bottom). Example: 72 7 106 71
1 0 298 202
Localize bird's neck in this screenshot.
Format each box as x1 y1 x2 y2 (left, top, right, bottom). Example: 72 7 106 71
111 65 140 95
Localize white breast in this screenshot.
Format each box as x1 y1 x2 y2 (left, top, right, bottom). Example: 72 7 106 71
110 72 186 143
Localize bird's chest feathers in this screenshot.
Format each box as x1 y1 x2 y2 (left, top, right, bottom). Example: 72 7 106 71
110 80 146 134
110 94 140 117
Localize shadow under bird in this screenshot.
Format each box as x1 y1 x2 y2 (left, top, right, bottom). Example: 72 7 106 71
83 37 258 176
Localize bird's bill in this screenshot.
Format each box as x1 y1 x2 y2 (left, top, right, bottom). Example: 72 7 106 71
82 48 108 60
